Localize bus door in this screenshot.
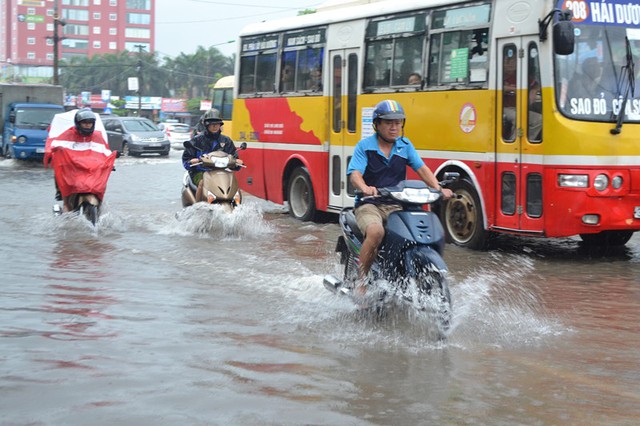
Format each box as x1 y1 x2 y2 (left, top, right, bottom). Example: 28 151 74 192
328 49 359 209
495 36 544 234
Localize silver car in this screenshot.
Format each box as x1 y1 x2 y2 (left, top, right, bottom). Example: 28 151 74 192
103 117 170 157
164 123 192 150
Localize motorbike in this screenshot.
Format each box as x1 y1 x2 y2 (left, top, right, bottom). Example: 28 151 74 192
53 193 101 225
323 173 459 333
181 141 247 212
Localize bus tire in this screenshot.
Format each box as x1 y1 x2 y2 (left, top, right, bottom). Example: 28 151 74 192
442 178 488 250
579 230 634 246
287 166 316 221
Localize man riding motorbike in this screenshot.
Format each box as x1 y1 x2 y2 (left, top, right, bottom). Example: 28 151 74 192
182 108 243 202
347 100 453 299
44 108 115 213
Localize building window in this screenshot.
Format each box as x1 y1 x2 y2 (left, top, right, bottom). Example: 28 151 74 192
93 26 101 34
93 41 101 48
62 38 89 50
127 0 150 10
64 24 89 36
27 8 35 14
46 39 54 46
46 9 54 17
94 0 102 4
127 13 150 25
62 9 90 21
46 23 53 31
125 27 150 38
27 23 35 30
93 13 101 20
46 53 54 60
109 13 117 21
109 41 117 49
125 41 149 51
109 0 117 6
62 0 89 5
27 37 36 45
109 27 117 35
27 52 36 59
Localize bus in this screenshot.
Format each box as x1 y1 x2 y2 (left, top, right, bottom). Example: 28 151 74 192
212 75 235 136
231 0 640 248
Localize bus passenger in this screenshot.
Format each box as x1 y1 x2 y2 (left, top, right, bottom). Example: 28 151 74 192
182 108 243 202
347 100 453 301
408 72 422 85
568 57 603 100
281 64 294 91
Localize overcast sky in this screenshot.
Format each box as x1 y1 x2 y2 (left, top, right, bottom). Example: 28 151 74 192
155 0 324 59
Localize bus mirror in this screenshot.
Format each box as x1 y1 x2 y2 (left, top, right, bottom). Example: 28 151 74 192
553 20 575 55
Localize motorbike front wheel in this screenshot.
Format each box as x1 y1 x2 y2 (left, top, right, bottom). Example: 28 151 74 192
80 202 99 225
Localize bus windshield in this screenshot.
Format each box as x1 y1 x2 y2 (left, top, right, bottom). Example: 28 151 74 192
555 21 640 123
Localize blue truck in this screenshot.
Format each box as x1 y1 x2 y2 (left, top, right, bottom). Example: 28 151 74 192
0 83 65 160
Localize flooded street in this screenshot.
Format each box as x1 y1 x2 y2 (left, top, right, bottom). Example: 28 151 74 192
1 153 639 425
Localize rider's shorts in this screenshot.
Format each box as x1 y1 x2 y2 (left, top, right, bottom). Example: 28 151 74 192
354 203 402 236
192 171 204 186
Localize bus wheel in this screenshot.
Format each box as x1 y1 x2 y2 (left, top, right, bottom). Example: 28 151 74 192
442 178 488 249
288 167 316 221
579 230 634 246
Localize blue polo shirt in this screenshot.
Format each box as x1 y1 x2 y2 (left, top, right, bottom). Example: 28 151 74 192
348 134 424 185
347 134 425 205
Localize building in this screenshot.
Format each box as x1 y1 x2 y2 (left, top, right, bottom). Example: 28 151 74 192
0 0 154 82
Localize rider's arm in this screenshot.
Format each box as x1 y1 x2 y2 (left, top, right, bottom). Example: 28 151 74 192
416 165 453 198
350 171 377 196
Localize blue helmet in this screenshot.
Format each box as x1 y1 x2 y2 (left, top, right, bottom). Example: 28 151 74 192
372 100 406 121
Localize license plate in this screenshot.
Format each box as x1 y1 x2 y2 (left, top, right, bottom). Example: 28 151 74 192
36 148 45 153
635 206 640 219
148 143 161 147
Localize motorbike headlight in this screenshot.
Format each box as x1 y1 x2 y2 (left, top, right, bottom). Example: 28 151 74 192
391 188 440 204
593 174 609 191
558 174 588 188
17 136 27 144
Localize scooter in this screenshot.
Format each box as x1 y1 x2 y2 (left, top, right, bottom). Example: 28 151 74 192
181 142 247 212
323 173 459 332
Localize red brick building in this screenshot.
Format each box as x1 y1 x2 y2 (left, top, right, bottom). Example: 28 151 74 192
1 0 155 81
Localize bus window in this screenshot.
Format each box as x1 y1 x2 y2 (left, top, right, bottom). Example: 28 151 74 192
239 56 256 93
502 44 517 142
527 43 542 142
257 53 277 92
238 34 279 95
364 12 427 89
428 3 490 87
213 76 234 121
281 28 325 93
347 53 358 133
332 55 342 133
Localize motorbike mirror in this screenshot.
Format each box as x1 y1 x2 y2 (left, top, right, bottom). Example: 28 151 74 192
239 142 247 150
183 140 195 150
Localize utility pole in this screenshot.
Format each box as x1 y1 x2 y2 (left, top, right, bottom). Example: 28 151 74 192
134 44 146 117
52 0 66 85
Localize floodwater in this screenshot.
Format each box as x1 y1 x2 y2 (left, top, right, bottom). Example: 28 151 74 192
0 153 638 425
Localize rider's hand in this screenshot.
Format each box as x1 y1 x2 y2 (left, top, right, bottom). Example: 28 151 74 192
362 186 378 197
236 159 244 166
441 188 454 199
190 158 199 164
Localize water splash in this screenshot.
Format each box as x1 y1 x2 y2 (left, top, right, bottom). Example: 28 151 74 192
171 202 274 239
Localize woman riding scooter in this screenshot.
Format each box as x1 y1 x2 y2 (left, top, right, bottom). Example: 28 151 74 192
182 108 243 202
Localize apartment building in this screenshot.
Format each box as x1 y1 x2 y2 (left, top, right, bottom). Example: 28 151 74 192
0 0 155 81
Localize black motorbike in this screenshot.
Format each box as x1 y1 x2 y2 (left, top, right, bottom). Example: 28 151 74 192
323 173 459 333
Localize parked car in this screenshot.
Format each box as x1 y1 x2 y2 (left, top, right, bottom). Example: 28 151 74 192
164 123 192 150
102 116 170 157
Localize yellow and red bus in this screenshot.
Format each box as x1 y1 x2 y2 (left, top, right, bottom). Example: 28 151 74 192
232 0 640 248
212 75 234 136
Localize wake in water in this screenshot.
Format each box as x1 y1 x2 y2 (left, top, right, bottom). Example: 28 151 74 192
171 202 275 239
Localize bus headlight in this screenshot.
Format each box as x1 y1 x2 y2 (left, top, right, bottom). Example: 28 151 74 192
17 136 27 144
593 174 609 191
612 175 623 189
558 174 588 188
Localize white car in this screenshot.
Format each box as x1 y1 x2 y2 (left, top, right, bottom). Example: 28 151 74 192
165 123 192 150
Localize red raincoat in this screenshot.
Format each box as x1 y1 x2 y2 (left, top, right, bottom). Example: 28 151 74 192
44 127 116 200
